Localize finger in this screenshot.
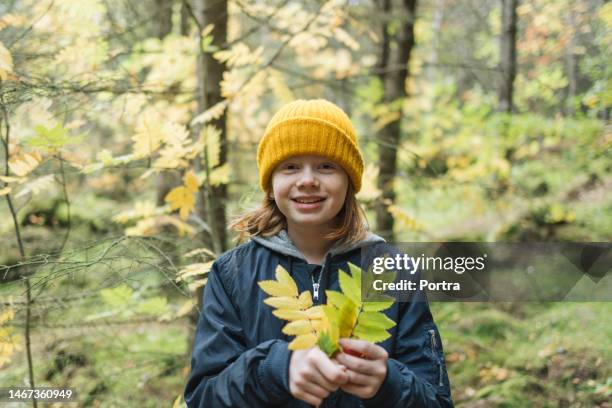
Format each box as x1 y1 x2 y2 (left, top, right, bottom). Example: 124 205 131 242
300 381 331 400
313 362 348 390
311 349 349 386
343 368 372 386
335 352 378 375
340 382 370 399
294 390 322 408
303 366 338 393
330 358 346 371
339 338 387 360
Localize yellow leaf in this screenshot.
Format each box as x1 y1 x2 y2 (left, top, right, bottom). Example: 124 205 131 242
288 333 318 350
356 164 381 202
311 319 328 332
0 41 14 81
161 215 196 236
273 309 309 321
282 319 313 336
0 176 21 183
172 393 184 408
0 14 27 30
338 268 361 305
184 171 200 193
14 174 55 199
185 247 216 259
297 290 313 309
200 125 221 168
165 185 195 220
213 43 263 67
209 163 231 186
0 186 11 196
258 280 291 297
0 309 15 324
188 278 208 292
598 3 612 25
326 290 350 309
177 261 214 282
337 299 358 338
264 296 302 309
333 27 360 51
176 300 195 317
8 152 42 177
125 218 156 236
305 305 325 320
132 113 164 157
275 266 298 297
191 101 228 127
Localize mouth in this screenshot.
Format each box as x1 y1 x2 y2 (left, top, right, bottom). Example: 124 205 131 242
291 197 326 204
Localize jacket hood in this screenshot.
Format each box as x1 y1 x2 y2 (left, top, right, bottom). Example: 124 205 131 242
251 229 386 262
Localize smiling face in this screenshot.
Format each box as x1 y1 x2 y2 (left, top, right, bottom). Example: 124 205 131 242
270 154 349 232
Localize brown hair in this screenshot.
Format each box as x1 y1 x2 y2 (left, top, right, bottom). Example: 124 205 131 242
229 182 368 245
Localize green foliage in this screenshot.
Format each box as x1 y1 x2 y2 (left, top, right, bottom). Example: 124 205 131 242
97 284 169 319
25 123 81 151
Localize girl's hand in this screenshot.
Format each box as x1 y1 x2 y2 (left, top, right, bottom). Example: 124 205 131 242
289 347 349 407
334 338 388 399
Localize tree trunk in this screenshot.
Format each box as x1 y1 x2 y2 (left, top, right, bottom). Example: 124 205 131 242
194 0 229 254
375 0 418 242
498 0 518 113
152 0 173 39
180 0 191 36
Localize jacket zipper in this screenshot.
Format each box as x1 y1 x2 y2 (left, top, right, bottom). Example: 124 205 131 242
312 267 324 302
312 254 331 303
429 329 443 386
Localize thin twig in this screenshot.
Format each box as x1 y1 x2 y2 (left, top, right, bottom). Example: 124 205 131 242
1 80 38 408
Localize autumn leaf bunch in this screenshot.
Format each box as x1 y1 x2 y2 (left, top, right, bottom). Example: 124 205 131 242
258 263 396 357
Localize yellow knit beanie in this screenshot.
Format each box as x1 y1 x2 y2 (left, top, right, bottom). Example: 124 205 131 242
257 99 364 192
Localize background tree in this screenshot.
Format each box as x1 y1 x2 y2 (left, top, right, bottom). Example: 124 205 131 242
498 0 518 112
374 0 418 242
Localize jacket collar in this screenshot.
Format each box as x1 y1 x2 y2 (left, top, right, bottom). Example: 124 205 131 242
251 228 385 262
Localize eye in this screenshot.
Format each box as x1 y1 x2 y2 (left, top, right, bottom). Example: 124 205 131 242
280 162 299 171
319 162 337 171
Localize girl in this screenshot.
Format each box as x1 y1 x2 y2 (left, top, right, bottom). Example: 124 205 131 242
184 99 454 407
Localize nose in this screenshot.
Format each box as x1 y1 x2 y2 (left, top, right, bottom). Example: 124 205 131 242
296 166 319 188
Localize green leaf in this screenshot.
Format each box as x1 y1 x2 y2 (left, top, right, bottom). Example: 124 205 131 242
26 123 81 151
339 266 361 305
356 312 396 330
135 296 168 315
325 290 350 309
100 284 134 308
317 331 340 357
352 325 392 343
362 298 394 312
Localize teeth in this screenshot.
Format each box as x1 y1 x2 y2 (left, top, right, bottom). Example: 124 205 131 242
295 198 324 203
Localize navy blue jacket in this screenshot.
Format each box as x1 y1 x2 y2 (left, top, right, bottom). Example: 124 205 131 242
184 232 454 407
